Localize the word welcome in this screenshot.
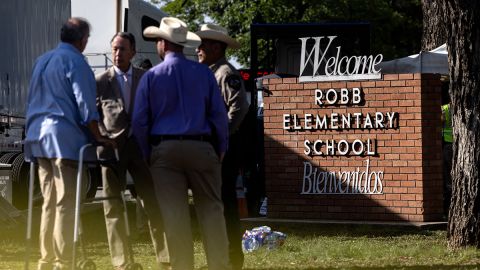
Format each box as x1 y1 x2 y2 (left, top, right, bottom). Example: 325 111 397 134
299 36 383 82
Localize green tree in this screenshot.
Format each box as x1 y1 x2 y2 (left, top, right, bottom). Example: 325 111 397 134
155 0 422 67
422 0 480 249
421 0 446 50
441 0 480 249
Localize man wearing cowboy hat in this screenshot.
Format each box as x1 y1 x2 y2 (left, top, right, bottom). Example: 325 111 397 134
132 17 231 270
196 23 249 270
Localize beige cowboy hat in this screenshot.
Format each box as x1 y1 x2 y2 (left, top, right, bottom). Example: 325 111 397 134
195 24 240 49
143 17 201 48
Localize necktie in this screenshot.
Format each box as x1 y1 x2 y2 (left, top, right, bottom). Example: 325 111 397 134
122 73 134 137
122 74 131 112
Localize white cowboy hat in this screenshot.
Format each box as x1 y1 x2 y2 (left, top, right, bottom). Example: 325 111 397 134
143 17 201 48
195 23 240 49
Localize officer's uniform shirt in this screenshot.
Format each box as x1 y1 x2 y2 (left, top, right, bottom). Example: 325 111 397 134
209 57 249 135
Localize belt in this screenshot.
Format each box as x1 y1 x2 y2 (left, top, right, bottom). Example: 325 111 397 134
150 134 211 146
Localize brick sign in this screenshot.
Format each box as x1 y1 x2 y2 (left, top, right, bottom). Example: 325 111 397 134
262 74 444 222
282 86 398 195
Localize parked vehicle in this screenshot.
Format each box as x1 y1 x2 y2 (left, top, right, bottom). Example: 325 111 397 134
0 0 171 209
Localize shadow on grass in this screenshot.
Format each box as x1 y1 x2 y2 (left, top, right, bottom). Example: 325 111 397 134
240 222 444 240
1 204 456 270
3 205 445 245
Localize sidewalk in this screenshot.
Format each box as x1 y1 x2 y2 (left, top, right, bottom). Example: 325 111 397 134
241 216 447 230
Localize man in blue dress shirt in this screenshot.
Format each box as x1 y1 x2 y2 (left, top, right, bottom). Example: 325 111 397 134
132 17 231 270
25 18 114 270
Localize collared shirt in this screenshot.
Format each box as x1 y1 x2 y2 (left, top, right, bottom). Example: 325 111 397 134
113 65 132 110
25 42 99 161
209 57 249 135
132 52 228 158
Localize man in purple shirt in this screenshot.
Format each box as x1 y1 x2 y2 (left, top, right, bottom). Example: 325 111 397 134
132 17 231 270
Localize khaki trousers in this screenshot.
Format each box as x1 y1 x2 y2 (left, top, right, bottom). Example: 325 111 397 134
102 136 169 268
37 158 87 270
150 140 231 270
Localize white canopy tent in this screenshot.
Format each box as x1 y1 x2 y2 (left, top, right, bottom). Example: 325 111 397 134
379 44 448 75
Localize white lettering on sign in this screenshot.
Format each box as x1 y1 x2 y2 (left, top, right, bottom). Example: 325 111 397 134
304 138 376 156
283 112 398 131
314 87 364 105
298 36 383 82
301 159 383 194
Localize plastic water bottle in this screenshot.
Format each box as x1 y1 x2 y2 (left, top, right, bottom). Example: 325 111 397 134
242 237 260 253
263 233 277 250
264 231 287 250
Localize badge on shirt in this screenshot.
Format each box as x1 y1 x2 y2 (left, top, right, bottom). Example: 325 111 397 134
226 75 242 91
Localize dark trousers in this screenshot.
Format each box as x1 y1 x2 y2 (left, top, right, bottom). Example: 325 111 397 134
221 134 244 270
101 136 169 267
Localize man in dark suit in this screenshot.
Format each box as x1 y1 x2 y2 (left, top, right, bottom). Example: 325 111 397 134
96 32 169 270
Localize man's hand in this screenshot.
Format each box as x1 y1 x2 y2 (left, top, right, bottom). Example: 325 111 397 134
87 120 117 150
96 136 117 150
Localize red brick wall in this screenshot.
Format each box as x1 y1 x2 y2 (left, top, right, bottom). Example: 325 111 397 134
262 74 443 222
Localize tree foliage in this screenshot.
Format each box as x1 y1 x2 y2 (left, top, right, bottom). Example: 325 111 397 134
152 0 422 67
421 0 447 51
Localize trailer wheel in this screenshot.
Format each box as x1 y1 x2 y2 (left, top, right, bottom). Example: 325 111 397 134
0 152 20 164
0 151 41 210
9 153 42 210
6 152 100 209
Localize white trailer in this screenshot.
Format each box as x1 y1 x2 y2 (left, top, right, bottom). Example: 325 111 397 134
0 0 171 209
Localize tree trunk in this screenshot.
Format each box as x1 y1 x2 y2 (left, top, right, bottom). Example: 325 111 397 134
421 0 447 51
443 0 480 249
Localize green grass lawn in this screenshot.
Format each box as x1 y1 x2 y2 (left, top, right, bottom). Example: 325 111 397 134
2 204 480 270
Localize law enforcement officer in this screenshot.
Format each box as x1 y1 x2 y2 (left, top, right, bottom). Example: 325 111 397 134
196 24 249 270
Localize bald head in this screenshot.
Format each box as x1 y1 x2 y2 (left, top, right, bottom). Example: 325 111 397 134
60 17 90 52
